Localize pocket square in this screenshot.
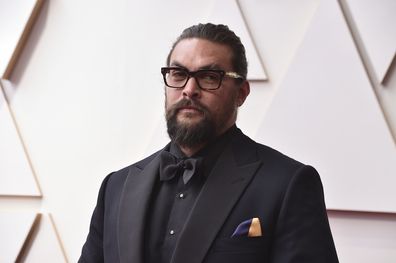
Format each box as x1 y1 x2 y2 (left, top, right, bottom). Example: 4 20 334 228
231 217 262 237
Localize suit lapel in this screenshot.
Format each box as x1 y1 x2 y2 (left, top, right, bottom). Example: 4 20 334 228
171 133 262 263
118 152 161 263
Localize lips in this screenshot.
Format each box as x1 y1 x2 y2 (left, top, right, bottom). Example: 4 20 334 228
167 99 207 118
179 106 201 112
178 107 203 116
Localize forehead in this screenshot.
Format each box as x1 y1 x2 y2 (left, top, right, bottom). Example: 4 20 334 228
169 38 233 70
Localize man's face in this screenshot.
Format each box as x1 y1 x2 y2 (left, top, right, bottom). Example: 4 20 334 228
165 38 249 148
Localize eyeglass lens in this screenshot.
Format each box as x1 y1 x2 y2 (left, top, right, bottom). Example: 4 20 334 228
165 68 222 90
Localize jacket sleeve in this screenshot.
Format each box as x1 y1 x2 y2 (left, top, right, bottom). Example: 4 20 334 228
270 165 339 263
78 173 112 263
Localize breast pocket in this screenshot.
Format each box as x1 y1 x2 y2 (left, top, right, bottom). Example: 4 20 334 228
204 236 270 263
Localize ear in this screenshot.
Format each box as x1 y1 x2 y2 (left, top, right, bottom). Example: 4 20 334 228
237 80 250 107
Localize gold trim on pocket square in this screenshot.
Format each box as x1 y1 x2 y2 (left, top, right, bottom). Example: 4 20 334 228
248 217 262 237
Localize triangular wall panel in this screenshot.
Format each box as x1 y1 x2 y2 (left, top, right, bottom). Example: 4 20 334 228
22 214 68 263
256 0 396 213
0 0 45 79
203 0 267 80
0 212 40 263
345 0 396 83
0 80 41 196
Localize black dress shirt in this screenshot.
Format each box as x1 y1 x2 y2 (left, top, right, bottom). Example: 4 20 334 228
144 125 238 263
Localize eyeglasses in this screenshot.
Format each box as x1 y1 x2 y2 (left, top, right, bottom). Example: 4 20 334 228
161 67 244 90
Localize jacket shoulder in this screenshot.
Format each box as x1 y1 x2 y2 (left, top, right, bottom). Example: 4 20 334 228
236 131 313 191
105 149 162 187
235 129 304 170
255 142 304 169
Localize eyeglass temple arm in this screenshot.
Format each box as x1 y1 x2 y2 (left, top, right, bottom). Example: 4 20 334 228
225 72 244 79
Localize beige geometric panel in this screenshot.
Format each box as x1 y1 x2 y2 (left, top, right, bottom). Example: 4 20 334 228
340 0 396 141
345 0 396 83
0 80 41 196
256 0 396 213
0 211 40 263
0 0 45 79
21 214 68 262
328 211 396 263
204 0 268 80
377 61 396 139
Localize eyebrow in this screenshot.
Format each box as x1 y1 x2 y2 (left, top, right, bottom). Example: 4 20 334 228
170 61 224 71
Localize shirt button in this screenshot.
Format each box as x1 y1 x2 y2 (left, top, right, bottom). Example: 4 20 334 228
169 230 175 235
178 193 185 199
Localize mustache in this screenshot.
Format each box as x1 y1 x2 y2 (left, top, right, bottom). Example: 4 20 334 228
168 99 208 114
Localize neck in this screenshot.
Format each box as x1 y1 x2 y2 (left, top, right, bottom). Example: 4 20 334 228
179 143 206 157
177 123 237 157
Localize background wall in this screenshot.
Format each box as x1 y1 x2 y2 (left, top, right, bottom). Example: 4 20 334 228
1 0 395 262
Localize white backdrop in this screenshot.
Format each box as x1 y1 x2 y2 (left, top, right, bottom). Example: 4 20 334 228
1 0 395 262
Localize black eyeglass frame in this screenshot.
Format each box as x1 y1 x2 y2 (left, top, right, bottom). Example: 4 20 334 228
161 67 245 90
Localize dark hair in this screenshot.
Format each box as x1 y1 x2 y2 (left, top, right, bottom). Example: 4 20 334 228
166 23 248 79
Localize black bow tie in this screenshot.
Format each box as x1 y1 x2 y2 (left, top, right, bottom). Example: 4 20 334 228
159 151 203 184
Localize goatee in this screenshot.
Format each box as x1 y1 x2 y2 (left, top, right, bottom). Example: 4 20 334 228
166 99 216 148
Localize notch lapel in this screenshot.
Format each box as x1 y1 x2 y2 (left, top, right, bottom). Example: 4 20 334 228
118 153 161 263
171 139 262 263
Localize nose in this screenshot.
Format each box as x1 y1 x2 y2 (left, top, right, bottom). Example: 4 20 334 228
182 77 201 99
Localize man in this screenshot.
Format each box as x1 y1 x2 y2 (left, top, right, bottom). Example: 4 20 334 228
79 23 338 263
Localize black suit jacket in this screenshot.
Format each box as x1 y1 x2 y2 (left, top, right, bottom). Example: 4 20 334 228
79 129 338 263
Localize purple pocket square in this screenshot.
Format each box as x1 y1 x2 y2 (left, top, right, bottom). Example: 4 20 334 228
231 217 262 237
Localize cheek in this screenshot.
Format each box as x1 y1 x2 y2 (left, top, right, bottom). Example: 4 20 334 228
203 94 225 116
165 89 180 106
212 91 234 107
215 93 238 117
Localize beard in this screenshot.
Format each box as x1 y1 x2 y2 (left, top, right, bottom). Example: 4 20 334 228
165 99 216 149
